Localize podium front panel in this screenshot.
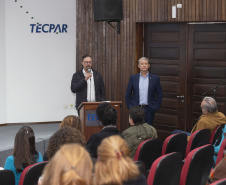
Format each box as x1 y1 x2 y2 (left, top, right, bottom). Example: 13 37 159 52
79 101 122 141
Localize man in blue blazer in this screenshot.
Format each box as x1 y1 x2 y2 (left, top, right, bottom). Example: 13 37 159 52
125 57 162 125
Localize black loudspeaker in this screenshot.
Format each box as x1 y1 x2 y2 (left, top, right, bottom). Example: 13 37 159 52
93 0 123 22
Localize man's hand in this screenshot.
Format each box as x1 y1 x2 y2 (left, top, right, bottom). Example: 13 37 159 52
85 73 92 81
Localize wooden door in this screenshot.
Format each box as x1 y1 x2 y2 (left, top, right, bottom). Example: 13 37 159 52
187 23 226 131
144 23 226 140
144 23 188 139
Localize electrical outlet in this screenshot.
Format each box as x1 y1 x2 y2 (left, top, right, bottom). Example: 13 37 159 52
69 104 74 109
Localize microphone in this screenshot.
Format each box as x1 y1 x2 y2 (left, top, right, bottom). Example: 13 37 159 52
87 69 91 81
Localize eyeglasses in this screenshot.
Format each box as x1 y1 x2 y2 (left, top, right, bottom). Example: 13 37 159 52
83 61 92 64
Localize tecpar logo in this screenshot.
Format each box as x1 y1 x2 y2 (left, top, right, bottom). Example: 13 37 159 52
30 24 68 33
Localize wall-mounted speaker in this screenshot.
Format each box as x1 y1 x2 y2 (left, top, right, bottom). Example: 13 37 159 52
93 0 123 22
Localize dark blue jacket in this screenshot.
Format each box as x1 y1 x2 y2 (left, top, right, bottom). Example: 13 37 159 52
125 72 162 111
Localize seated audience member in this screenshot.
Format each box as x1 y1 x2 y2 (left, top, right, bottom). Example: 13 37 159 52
208 150 226 184
4 126 43 185
191 97 226 133
172 96 226 136
86 102 122 158
44 127 86 161
213 125 226 163
39 144 93 185
94 135 147 185
59 115 83 132
43 115 84 160
122 106 158 158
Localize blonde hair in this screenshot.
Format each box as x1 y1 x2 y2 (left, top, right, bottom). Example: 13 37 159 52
42 144 93 185
95 135 139 185
59 115 83 132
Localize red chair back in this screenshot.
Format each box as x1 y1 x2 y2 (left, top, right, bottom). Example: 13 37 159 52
180 144 214 185
210 124 225 144
210 126 220 144
134 139 151 161
215 138 226 166
162 133 187 158
185 129 210 158
133 138 163 170
19 161 48 185
147 152 182 185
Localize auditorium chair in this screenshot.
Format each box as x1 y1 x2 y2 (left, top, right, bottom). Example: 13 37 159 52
0 169 15 185
19 161 48 185
210 124 225 144
147 152 182 185
185 129 211 158
180 144 214 185
161 133 187 159
215 138 226 166
134 160 146 176
210 178 226 185
134 138 163 171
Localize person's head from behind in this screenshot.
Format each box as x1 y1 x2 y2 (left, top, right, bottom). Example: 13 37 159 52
47 127 86 160
59 115 82 132
13 126 38 171
129 106 145 126
95 135 139 185
201 96 218 115
96 102 117 126
42 144 93 185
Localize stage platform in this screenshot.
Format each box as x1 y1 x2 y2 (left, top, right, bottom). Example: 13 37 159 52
0 123 60 167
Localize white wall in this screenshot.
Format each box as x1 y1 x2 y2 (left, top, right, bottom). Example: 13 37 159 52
1 0 77 123
0 0 6 123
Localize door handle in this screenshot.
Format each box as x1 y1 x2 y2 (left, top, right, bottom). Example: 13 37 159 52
176 95 184 98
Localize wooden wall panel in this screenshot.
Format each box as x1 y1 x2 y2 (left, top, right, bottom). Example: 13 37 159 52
76 0 226 132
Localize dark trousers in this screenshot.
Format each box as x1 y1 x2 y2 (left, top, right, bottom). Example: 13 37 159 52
143 107 154 125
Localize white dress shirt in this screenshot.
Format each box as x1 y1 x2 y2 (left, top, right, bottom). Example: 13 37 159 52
83 69 96 102
139 72 149 105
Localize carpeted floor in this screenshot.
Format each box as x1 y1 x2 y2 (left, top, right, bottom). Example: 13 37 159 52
0 123 60 167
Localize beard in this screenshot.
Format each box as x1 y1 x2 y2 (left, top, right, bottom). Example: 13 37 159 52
86 66 91 70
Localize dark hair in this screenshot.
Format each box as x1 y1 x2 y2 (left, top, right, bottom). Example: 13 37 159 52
129 106 145 125
96 102 117 126
47 127 86 160
59 115 82 132
82 54 92 61
13 126 38 172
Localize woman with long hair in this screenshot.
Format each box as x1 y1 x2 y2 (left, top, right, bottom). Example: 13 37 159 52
94 135 147 185
40 143 93 185
4 126 43 185
46 127 86 160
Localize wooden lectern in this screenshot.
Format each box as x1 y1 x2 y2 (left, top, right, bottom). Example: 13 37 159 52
77 101 122 141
